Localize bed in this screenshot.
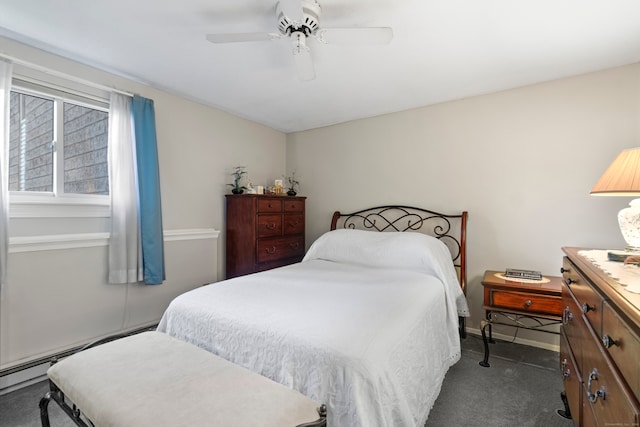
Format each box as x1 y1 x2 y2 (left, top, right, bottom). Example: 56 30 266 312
158 205 469 427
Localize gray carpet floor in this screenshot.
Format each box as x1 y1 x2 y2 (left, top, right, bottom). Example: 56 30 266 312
0 334 574 426
426 335 573 427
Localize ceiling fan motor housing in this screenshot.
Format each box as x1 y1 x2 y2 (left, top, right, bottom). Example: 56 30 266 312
277 0 321 37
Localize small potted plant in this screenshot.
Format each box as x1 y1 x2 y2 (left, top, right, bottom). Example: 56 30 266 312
285 171 300 196
228 166 247 194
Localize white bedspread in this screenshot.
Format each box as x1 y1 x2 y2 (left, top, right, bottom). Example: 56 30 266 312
158 258 464 426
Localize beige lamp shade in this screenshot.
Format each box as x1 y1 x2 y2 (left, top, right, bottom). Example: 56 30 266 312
592 147 640 251
591 148 640 196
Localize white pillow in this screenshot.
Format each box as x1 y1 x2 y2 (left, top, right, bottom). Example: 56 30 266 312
303 229 451 277
303 229 470 317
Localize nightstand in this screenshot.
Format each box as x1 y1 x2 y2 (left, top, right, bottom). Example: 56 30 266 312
479 270 563 367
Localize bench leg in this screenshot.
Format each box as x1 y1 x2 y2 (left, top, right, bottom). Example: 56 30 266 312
42 384 92 427
39 392 52 427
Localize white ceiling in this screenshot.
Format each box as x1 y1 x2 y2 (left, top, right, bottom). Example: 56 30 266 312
1 0 640 133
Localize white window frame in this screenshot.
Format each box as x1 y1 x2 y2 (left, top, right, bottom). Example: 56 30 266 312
8 78 111 219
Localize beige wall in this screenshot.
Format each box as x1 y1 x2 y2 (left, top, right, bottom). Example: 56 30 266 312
287 63 640 348
0 37 287 379
2 34 639 375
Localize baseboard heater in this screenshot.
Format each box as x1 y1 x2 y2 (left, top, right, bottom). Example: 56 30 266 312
0 324 157 378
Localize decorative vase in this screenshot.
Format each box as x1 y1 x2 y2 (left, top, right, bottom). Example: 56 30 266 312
618 198 640 250
287 190 297 196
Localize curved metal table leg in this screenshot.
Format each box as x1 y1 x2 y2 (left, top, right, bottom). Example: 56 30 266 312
479 319 492 367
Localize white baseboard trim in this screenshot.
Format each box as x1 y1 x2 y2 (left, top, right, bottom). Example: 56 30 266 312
9 228 220 253
466 327 560 352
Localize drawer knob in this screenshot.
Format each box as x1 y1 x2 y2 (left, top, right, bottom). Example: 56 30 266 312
602 335 618 348
582 303 595 314
289 242 300 250
564 278 576 285
265 223 276 230
561 358 571 378
524 300 532 308
560 267 570 274
265 246 277 254
586 369 606 403
562 307 574 325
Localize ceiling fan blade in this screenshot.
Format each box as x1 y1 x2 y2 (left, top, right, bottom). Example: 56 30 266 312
206 32 281 43
316 27 394 45
278 0 304 24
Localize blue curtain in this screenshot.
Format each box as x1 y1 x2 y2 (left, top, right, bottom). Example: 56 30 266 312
132 95 165 285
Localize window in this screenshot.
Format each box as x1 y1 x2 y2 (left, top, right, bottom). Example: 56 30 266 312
9 82 109 196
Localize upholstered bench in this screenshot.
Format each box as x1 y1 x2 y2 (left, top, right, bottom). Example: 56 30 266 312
39 331 326 427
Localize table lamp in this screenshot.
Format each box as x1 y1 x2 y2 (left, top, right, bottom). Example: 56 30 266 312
591 147 640 250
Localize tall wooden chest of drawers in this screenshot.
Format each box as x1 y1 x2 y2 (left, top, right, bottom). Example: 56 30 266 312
226 194 306 279
560 247 640 426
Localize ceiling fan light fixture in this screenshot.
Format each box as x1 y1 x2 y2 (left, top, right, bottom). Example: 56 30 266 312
277 0 320 37
291 31 309 55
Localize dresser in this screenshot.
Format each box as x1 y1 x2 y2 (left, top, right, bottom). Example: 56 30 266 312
225 194 306 279
560 247 640 426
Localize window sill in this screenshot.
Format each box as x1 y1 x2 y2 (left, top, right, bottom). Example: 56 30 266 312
9 193 110 218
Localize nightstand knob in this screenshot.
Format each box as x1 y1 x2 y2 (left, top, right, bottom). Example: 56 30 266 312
560 267 570 274
564 278 576 285
524 299 532 308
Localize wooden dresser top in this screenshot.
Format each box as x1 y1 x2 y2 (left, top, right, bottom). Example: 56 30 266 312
563 246 640 332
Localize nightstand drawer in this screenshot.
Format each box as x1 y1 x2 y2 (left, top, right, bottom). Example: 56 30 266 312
256 236 304 263
490 290 562 316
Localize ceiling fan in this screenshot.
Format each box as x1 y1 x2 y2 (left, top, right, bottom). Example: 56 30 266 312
206 0 393 81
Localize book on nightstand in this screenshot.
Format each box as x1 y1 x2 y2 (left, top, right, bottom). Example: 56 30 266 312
504 268 542 281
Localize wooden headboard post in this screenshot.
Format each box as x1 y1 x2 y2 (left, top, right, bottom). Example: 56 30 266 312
330 205 469 337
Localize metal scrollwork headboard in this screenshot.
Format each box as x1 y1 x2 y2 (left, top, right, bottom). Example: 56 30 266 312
330 205 468 294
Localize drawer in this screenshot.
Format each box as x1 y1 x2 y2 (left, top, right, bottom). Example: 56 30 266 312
562 283 585 366
490 290 562 316
284 214 304 235
603 301 640 400
562 258 603 337
582 398 598 427
257 214 282 237
560 330 582 426
284 199 304 213
256 236 304 264
257 198 282 213
581 320 640 426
